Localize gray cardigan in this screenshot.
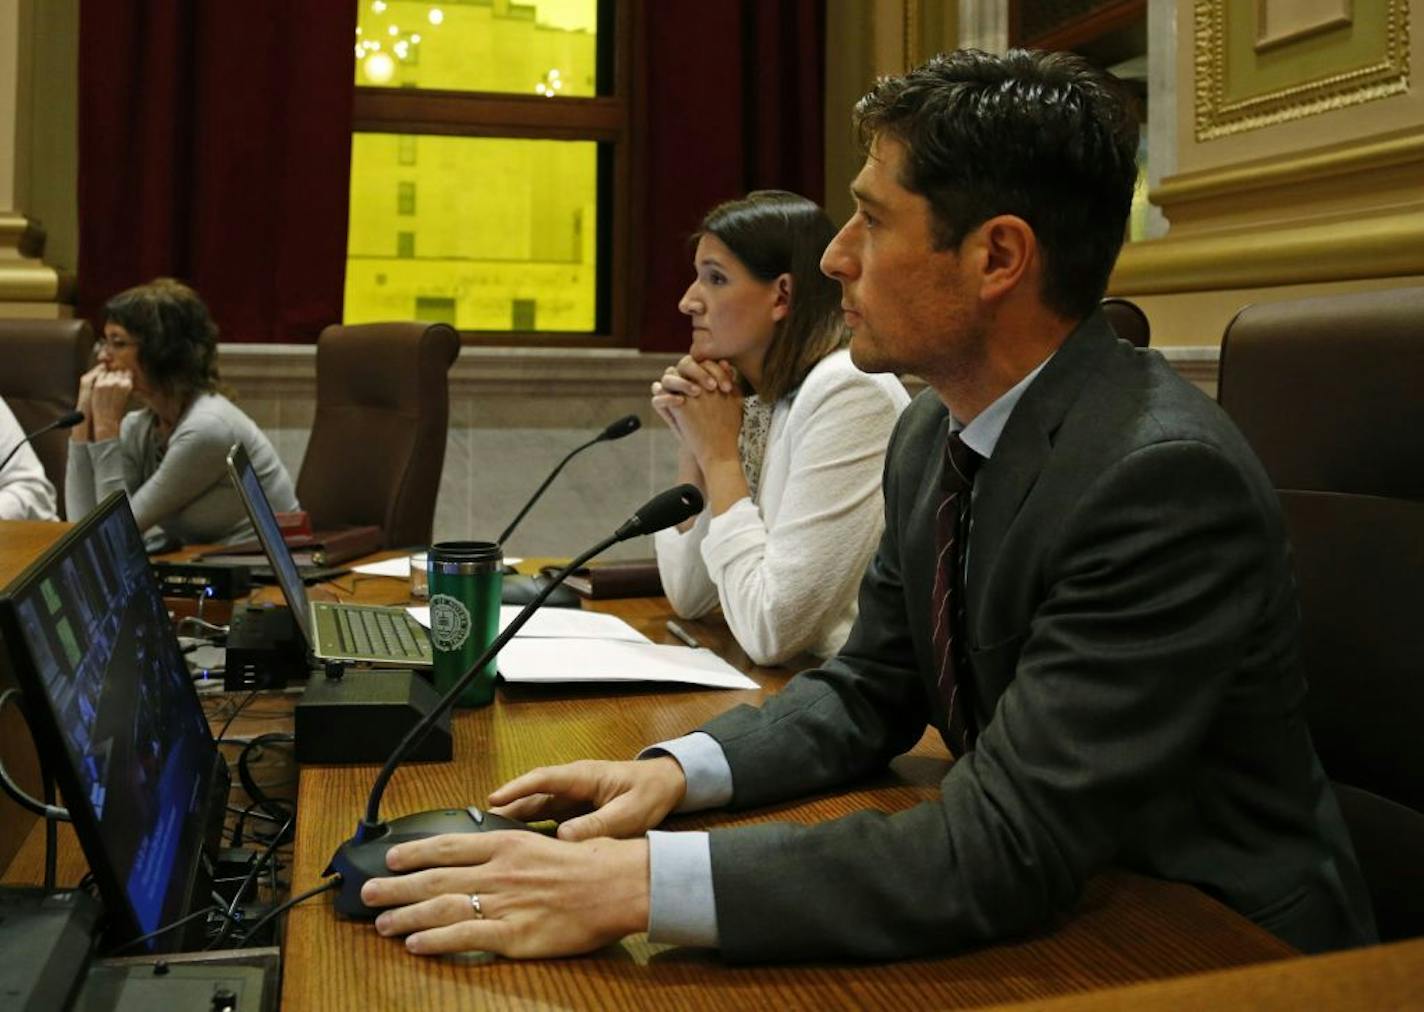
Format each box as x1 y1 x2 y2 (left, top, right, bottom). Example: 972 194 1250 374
66 393 298 546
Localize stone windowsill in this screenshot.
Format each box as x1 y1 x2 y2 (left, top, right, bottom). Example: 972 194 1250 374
217 343 1220 393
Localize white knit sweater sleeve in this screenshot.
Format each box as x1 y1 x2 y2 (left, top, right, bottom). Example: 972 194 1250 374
655 510 722 619
699 361 907 665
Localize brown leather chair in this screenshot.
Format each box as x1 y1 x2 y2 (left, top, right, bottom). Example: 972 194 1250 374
0 318 94 516
1100 297 1150 348
1218 286 1424 941
296 322 460 549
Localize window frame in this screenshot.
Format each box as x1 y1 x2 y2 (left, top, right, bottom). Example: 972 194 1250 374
349 0 637 347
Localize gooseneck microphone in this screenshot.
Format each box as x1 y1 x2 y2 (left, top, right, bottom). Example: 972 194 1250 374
0 410 85 473
326 483 705 918
496 414 642 546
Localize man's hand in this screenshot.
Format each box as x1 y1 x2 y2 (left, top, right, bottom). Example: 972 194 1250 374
362 832 650 958
487 756 687 841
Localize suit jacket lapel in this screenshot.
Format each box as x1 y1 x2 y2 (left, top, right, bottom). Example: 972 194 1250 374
965 312 1121 639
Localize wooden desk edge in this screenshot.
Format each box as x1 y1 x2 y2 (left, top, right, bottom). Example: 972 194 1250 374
965 935 1424 1011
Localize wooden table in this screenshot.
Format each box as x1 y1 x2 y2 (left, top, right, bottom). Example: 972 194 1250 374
2 524 1379 1009
278 565 1300 1010
968 936 1424 1011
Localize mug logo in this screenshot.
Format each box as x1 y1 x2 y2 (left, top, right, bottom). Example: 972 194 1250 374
429 594 472 651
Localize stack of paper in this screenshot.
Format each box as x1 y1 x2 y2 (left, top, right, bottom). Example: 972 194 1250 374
404 605 755 690
496 638 757 690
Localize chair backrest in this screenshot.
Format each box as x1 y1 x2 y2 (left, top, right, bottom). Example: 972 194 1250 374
1100 297 1150 348
0 318 94 516
296 322 460 549
1218 286 1424 941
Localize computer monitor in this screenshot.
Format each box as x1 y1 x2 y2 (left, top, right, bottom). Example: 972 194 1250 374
0 492 229 952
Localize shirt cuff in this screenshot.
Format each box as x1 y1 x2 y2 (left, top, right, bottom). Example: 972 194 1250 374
646 830 719 948
639 732 733 812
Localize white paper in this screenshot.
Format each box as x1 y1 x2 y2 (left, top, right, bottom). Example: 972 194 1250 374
496 638 758 690
352 556 412 578
354 555 524 579
405 605 651 644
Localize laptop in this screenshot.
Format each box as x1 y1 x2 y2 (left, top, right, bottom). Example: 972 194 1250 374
226 444 432 668
0 492 230 953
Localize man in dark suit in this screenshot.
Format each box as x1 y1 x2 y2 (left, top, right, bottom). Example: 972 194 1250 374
362 50 1376 960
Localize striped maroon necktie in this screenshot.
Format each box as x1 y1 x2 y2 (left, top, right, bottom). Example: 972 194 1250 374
931 430 981 756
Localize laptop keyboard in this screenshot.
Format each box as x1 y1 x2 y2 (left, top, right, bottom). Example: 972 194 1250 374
331 606 431 661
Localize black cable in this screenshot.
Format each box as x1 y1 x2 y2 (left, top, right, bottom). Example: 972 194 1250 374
0 690 70 821
226 801 285 848
237 733 295 833
214 685 261 743
207 814 294 950
210 892 244 927
235 877 341 948
108 905 221 956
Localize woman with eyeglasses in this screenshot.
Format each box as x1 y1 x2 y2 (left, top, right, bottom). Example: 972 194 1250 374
66 278 298 547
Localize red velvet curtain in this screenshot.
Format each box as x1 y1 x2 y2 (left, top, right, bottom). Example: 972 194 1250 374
638 1 825 352
78 2 356 343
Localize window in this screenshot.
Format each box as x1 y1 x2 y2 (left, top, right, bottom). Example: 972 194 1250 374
415 295 457 324
345 1 629 345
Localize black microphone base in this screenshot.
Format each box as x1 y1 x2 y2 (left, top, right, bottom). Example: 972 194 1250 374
295 669 452 764
326 807 533 919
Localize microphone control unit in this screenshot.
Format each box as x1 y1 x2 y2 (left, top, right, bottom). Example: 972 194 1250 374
295 668 452 765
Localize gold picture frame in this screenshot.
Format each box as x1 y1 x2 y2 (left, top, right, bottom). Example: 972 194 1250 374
1194 0 1411 140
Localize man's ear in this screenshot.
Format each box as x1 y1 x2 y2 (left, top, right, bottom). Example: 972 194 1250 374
972 215 1036 304
771 273 793 322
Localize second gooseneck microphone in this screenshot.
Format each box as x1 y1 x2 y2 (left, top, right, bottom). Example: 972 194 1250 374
325 483 705 919
496 414 641 546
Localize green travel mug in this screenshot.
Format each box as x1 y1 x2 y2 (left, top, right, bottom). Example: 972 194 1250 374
427 541 503 707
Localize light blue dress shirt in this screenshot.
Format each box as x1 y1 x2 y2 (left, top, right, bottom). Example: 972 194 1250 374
642 359 1051 948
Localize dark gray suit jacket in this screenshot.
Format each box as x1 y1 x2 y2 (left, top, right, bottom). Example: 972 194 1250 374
699 314 1376 962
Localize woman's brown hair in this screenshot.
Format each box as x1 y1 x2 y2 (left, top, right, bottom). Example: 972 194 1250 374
696 190 847 402
103 278 221 404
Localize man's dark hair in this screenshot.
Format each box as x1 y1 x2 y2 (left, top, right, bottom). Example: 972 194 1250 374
854 49 1140 320
103 278 221 402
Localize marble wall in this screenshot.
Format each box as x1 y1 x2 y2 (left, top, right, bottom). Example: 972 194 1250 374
221 343 1218 562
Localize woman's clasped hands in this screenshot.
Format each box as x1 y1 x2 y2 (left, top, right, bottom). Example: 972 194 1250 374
651 354 743 468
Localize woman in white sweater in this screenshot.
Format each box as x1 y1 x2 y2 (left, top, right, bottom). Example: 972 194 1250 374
66 278 297 547
652 191 909 665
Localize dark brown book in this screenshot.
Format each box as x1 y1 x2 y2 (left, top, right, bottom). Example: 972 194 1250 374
199 524 384 567
542 558 663 599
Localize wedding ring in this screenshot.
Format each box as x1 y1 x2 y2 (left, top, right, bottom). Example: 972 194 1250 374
469 893 484 919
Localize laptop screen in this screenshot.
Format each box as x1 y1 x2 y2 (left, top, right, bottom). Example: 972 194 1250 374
226 444 313 646
0 493 222 948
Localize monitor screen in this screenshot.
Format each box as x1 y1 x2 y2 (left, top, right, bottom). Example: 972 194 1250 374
0 493 221 949
226 444 313 645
